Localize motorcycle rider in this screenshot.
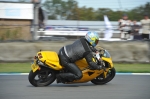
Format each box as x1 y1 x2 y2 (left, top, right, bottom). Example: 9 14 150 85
57 31 102 83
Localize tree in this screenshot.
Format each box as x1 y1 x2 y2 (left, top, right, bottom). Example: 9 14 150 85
127 2 150 21
80 7 96 20
18 0 26 2
42 0 150 21
18 0 30 2
42 0 78 20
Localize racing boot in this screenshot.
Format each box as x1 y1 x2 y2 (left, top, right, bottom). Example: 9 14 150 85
56 73 76 83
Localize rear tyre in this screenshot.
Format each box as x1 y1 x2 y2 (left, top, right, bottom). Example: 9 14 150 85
28 67 56 87
91 67 116 85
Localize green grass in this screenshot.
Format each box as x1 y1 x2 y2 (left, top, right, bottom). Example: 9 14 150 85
114 63 150 73
0 63 150 73
0 63 31 73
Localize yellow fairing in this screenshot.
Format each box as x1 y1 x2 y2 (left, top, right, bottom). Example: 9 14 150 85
37 51 63 70
73 58 103 83
102 57 113 68
72 57 113 83
75 58 89 70
72 69 104 83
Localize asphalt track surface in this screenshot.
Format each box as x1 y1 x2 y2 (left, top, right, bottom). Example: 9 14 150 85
0 75 150 99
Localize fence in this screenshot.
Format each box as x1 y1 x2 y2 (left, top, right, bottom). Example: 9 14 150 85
1 20 150 40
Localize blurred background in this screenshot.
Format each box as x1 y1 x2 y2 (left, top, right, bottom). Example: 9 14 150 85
0 0 150 64
0 0 150 41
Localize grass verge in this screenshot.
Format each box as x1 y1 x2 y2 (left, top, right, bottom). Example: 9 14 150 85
0 63 150 73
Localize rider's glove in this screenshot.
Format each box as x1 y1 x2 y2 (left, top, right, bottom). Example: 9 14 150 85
97 65 106 71
97 65 102 70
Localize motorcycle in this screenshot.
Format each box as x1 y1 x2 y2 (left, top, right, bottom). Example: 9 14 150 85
28 48 116 87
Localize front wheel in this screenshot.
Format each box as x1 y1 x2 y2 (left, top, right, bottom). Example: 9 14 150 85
91 67 116 85
28 67 56 87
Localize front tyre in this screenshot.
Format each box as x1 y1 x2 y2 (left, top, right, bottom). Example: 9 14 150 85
91 67 116 85
28 67 56 87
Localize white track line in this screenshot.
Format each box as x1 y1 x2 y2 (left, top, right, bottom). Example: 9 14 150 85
0 73 150 76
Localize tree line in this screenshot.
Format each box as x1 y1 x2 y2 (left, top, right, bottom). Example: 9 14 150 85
42 0 150 21
18 0 150 21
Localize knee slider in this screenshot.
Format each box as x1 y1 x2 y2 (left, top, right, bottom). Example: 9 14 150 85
75 72 83 80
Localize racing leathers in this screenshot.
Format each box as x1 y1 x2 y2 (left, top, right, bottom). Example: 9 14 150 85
57 38 102 83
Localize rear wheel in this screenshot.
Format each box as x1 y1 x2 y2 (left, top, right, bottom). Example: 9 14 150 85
28 67 56 87
91 68 116 85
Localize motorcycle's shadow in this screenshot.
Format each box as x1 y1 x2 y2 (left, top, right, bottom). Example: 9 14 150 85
50 83 95 87
27 81 108 87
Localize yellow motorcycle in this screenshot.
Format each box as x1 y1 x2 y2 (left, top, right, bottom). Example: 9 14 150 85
28 48 116 87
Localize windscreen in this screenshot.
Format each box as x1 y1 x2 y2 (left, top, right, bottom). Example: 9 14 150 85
103 50 111 58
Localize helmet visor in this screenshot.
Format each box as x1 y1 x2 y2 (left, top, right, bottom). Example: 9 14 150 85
95 39 99 45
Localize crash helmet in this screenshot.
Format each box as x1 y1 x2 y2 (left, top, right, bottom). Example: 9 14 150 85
85 31 99 47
